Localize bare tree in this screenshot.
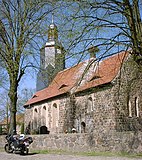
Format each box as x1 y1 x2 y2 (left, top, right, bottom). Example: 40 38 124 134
0 88 34 132
0 0 54 134
0 90 10 132
59 0 142 64
17 88 35 113
0 61 8 90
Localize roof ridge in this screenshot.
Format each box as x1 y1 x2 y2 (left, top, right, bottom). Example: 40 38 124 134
57 61 85 74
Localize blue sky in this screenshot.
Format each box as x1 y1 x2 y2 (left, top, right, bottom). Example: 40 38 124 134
1 0 142 98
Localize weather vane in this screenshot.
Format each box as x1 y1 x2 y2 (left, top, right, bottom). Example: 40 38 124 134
51 11 54 24
51 1 54 24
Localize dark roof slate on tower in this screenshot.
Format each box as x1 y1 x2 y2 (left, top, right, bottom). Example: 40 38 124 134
24 51 129 107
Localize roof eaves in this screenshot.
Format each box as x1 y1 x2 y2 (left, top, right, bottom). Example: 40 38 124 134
24 91 69 108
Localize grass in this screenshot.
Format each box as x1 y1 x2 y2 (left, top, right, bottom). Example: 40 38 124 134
31 149 67 155
1 146 142 158
31 149 142 159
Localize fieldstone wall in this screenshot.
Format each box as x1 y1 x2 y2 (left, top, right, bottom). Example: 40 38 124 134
74 55 142 134
113 56 142 131
0 135 6 149
21 55 142 154
1 131 142 153
75 84 116 134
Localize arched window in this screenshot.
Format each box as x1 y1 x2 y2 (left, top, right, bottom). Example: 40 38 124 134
52 103 59 128
87 97 93 113
41 106 47 126
34 108 38 120
135 97 139 117
128 97 139 117
128 100 132 117
43 106 46 110
33 108 38 129
34 108 38 113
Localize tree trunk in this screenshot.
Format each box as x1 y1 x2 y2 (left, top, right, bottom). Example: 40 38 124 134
8 80 18 134
123 0 142 63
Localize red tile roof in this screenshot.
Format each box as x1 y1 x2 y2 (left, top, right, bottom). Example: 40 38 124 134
76 51 129 92
24 62 85 107
24 51 129 107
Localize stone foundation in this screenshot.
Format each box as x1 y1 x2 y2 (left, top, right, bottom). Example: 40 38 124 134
1 131 142 153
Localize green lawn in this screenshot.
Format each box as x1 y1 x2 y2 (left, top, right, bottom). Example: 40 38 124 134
30 149 142 159
1 146 142 158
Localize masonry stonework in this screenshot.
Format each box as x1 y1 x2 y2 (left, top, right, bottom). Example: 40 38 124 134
24 52 142 153
113 56 142 131
1 131 142 153
75 85 116 134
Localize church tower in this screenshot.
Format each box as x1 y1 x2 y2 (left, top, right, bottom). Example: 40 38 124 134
36 18 65 91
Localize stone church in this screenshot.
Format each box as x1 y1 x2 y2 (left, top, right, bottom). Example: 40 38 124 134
24 21 142 135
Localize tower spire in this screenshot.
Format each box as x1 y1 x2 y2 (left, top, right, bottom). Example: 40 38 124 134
47 11 58 42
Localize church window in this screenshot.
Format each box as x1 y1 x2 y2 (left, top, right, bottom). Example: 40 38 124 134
52 103 59 128
33 108 38 129
34 108 38 120
53 103 57 108
128 97 139 117
43 106 46 110
87 97 93 113
34 108 38 113
135 97 139 117
41 106 47 126
128 100 132 117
